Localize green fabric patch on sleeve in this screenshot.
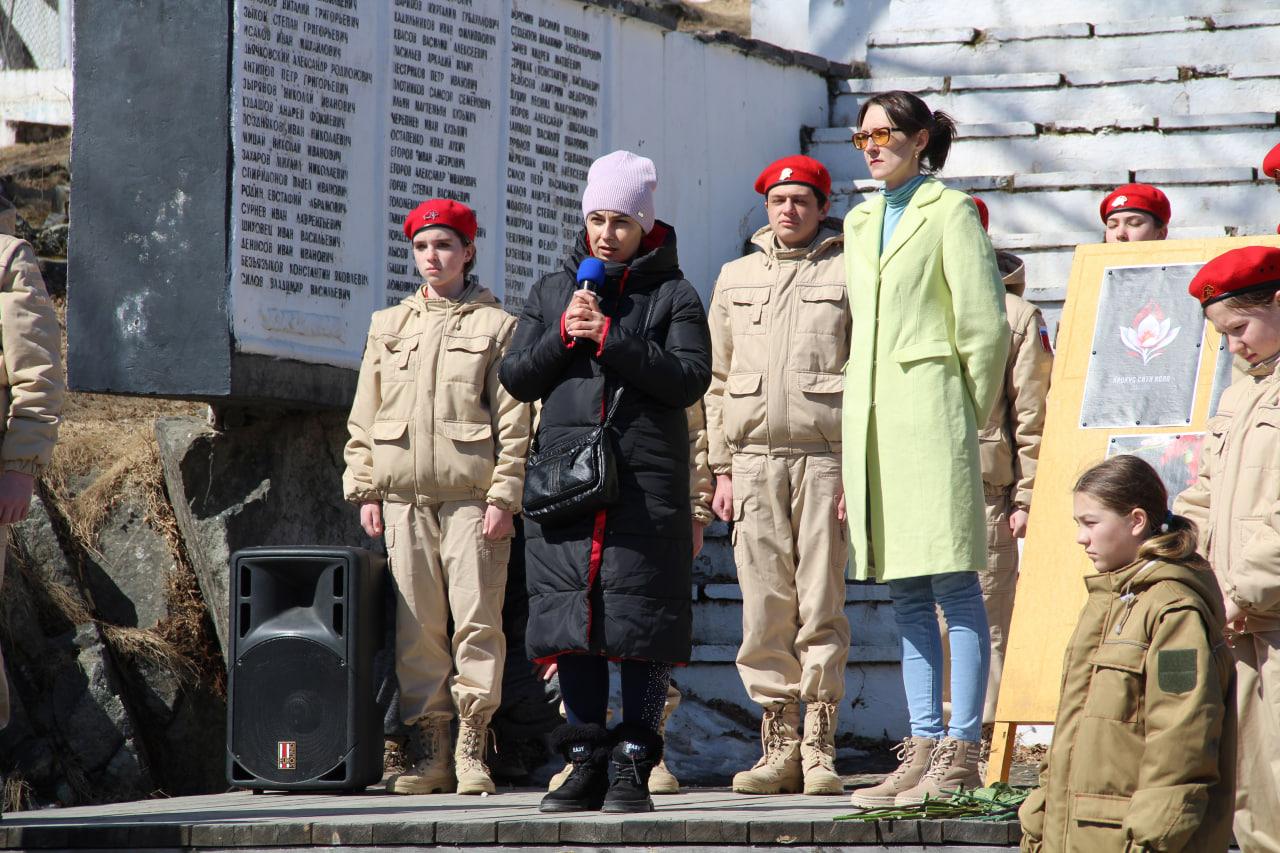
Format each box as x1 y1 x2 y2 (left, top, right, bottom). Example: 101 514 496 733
1157 649 1198 694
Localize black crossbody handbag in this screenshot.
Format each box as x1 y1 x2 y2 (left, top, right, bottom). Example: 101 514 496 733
522 387 624 526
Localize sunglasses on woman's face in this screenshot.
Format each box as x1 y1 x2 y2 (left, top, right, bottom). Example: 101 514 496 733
851 127 900 150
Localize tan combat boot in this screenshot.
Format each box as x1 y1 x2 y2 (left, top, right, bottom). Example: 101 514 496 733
894 736 981 805
454 716 496 795
800 701 844 795
647 695 680 794
848 736 936 808
731 703 803 794
387 715 456 794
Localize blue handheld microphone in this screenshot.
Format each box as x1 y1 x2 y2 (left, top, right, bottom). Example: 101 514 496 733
576 257 606 297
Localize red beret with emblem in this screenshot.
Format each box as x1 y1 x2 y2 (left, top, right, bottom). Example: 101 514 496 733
970 196 989 232
1263 143 1280 179
1189 245 1280 306
754 155 832 198
403 198 478 242
1100 183 1171 226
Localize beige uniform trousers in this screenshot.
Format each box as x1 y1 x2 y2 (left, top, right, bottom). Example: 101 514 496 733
384 500 507 725
732 452 850 706
939 491 1016 724
1234 629 1280 853
979 490 1016 722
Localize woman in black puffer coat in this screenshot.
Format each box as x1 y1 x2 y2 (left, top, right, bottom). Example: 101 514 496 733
499 151 710 814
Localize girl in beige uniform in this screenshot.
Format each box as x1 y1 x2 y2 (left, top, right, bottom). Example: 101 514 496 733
1021 455 1235 853
343 199 532 796
1174 245 1280 852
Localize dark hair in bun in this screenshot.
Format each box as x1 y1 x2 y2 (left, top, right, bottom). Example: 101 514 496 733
857 90 957 174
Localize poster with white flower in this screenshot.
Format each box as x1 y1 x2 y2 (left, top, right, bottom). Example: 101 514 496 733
1079 263 1206 428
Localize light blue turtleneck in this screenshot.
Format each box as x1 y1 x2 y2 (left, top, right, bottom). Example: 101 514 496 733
880 173 929 254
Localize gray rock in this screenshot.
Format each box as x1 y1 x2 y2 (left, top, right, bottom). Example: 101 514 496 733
156 413 371 657
85 500 176 630
123 655 225 796
0 495 154 803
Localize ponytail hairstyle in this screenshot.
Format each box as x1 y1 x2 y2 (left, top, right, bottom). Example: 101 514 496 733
856 91 957 174
1073 455 1203 566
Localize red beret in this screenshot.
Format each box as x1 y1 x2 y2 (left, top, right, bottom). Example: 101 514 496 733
1263 143 1280 179
970 196 989 232
754 155 831 198
1189 245 1280 305
403 198 478 242
1100 183 1170 226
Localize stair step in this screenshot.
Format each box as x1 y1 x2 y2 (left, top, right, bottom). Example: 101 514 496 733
809 117 1280 181
830 171 1275 243
684 660 908 740
865 16 1280 76
866 1 1271 32
835 65 1280 127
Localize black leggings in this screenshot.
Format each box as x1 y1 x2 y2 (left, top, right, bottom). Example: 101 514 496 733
557 654 672 734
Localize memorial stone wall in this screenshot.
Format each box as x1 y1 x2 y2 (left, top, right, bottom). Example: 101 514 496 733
70 0 830 404
231 0 607 370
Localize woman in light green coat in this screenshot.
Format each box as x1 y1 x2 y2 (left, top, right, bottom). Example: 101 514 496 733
842 92 1009 809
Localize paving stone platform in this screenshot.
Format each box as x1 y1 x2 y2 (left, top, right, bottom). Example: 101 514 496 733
0 788 1021 851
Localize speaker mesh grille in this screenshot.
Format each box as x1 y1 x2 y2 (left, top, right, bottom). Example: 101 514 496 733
231 636 348 782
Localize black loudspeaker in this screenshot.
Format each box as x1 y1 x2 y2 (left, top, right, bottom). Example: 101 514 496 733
226 546 385 791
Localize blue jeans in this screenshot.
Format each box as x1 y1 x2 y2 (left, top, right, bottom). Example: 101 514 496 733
886 571 990 744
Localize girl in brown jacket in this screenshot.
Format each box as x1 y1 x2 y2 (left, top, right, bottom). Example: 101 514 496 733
1175 245 1280 851
343 199 532 797
1020 455 1235 853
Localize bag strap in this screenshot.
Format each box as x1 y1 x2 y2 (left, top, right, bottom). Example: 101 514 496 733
601 384 624 427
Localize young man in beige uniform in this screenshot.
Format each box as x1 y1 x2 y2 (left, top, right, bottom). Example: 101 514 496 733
344 199 531 796
967 198 1052 723
0 194 66 735
706 156 851 796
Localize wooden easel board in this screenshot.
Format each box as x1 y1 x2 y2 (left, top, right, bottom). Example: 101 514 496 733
987 235 1280 783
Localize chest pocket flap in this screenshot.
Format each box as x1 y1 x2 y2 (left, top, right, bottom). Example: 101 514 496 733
728 286 771 305
1084 639 1147 721
728 287 771 328
798 284 846 303
378 333 421 369
1254 404 1280 430
1089 640 1147 673
445 334 491 354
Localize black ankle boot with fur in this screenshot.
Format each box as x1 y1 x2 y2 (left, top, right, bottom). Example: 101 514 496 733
602 722 664 814
539 723 610 813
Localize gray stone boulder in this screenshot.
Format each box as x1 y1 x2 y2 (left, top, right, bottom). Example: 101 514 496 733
0 496 154 804
82 500 176 631
156 412 372 657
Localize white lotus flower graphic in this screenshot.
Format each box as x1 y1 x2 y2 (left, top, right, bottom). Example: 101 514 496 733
1119 301 1180 365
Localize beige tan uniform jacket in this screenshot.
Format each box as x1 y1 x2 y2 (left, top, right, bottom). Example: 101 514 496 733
705 220 851 707
1019 558 1235 853
1174 358 1280 851
0 227 65 728
973 252 1052 721
343 282 531 725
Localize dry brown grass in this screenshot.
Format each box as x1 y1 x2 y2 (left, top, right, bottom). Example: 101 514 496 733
3 773 34 814
43 296 202 554
29 295 219 691
0 138 70 176
676 0 751 35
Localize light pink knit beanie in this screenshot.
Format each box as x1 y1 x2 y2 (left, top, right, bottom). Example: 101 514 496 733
581 150 657 233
